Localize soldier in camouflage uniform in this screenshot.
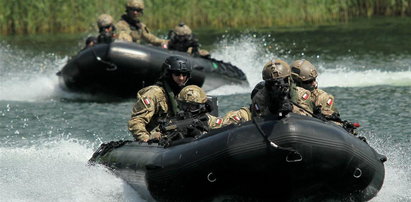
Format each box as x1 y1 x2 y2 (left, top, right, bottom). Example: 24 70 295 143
222 59 315 126
167 23 210 57
115 0 168 46
290 59 362 134
251 59 314 118
128 55 192 142
96 14 117 44
290 59 339 119
176 85 224 130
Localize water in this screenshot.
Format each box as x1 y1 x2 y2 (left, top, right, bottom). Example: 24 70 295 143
1 18 410 201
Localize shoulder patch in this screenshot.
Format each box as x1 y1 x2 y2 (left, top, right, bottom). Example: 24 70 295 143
327 98 333 106
302 93 310 100
143 98 151 105
215 118 223 125
141 97 152 108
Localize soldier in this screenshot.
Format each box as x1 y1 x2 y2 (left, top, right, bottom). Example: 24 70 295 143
222 59 314 126
128 55 192 142
115 0 168 46
96 14 117 44
82 36 97 51
176 85 223 130
290 59 339 118
252 59 314 118
290 59 360 134
167 22 210 57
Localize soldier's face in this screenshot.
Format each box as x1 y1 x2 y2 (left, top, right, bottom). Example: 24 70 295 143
172 73 188 86
127 7 143 20
302 79 318 91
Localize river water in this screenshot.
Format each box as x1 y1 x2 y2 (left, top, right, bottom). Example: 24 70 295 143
0 18 410 201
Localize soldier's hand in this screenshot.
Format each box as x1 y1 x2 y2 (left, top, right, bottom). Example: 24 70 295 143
136 133 149 142
161 40 169 49
149 131 162 140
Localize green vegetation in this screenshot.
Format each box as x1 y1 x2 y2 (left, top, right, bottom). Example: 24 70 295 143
0 0 410 35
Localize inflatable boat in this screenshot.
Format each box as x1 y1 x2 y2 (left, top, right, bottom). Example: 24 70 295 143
57 42 248 98
89 113 386 201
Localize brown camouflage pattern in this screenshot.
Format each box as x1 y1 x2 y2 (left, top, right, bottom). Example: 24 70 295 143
222 106 252 126
207 114 224 129
128 85 171 141
251 85 315 117
313 88 338 116
290 85 315 116
115 20 167 45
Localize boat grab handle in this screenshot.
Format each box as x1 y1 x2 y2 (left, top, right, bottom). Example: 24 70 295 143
353 168 362 178
91 46 118 71
286 151 303 163
207 172 217 183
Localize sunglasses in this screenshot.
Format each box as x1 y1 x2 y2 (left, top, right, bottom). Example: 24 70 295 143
302 79 316 84
171 71 189 77
127 7 144 13
99 24 113 30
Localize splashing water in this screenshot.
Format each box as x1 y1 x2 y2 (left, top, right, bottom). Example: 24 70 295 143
0 140 145 202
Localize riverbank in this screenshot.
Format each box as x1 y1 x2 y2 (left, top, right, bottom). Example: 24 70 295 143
1 0 411 35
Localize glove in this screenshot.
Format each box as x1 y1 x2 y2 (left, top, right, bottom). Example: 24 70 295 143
135 133 149 142
149 131 162 140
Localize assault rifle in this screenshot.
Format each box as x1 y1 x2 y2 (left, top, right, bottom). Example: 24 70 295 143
265 78 293 116
158 113 209 147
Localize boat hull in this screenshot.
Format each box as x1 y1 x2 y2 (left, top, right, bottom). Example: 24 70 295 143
90 113 385 201
58 42 248 98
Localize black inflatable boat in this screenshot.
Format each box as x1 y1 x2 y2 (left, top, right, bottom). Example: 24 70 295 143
89 113 386 201
57 41 248 98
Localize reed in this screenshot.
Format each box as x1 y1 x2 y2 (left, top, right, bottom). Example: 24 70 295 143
0 0 410 35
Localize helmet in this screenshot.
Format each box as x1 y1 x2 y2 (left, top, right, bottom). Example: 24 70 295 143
162 55 192 75
97 14 113 28
262 59 291 81
290 59 318 82
126 0 144 9
174 23 192 36
177 85 207 104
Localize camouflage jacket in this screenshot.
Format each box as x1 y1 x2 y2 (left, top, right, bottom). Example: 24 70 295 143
312 88 338 116
128 85 172 141
222 106 252 126
251 84 315 117
115 15 167 46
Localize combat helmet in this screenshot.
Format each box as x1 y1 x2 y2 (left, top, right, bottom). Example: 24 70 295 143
262 59 291 81
97 14 113 28
174 23 192 36
177 85 207 104
177 85 208 114
126 0 144 9
290 59 318 90
162 55 192 77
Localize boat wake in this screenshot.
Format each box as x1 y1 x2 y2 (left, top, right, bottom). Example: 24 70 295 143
1 36 411 100
0 139 145 202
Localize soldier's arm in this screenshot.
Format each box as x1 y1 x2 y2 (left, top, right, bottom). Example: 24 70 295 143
128 93 157 141
222 107 252 126
140 23 168 46
115 21 133 42
316 89 339 117
290 86 315 116
207 114 223 129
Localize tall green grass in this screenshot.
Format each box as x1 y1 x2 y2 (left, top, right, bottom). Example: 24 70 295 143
0 0 410 35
